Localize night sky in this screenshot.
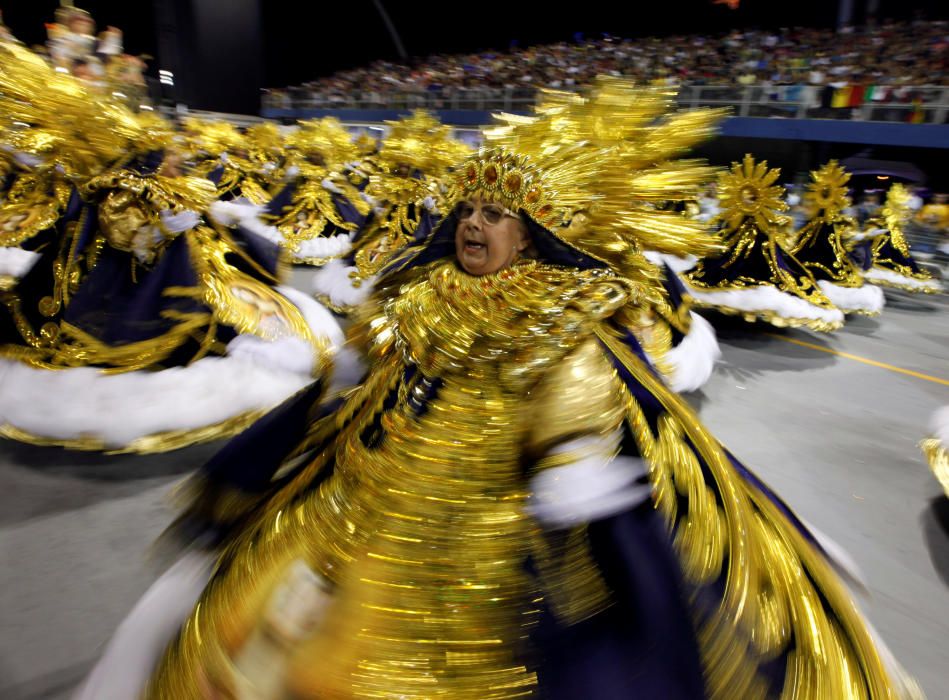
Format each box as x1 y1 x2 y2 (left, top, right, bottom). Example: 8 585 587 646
2 0 946 87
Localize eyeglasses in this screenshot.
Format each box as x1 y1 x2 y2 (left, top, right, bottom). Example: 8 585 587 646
453 200 520 225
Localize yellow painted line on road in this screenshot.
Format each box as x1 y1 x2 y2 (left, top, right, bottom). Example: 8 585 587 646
765 334 949 387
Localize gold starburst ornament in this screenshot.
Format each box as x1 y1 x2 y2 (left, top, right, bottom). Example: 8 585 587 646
805 160 851 222
717 154 790 232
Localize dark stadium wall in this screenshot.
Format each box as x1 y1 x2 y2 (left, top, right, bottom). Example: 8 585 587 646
153 0 263 114
695 139 948 191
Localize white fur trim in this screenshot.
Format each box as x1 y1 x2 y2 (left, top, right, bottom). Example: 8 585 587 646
72 551 215 700
0 281 347 448
321 177 343 195
235 215 284 246
159 209 201 234
0 247 40 279
817 280 885 314
643 251 698 274
225 335 315 376
527 434 652 528
686 283 845 326
799 518 867 592
931 406 949 450
864 267 942 293
207 200 264 228
291 232 353 262
310 258 375 308
0 356 311 449
276 284 361 391
663 312 721 393
276 284 345 350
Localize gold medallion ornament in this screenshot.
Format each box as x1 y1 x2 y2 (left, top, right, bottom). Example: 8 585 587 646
454 150 558 227
805 160 851 223
717 153 790 232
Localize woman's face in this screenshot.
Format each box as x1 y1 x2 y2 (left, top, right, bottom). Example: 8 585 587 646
454 194 530 276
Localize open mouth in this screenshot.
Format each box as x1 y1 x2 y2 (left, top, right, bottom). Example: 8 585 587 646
463 237 486 254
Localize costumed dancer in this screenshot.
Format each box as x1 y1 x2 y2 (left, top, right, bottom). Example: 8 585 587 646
0 43 346 453
76 79 919 700
310 110 471 314
0 128 71 286
790 161 885 315
922 406 949 498
490 99 723 393
183 118 273 205
210 118 370 267
684 154 844 331
851 184 942 294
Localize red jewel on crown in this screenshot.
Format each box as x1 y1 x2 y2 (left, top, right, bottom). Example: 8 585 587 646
482 163 499 187
502 171 522 197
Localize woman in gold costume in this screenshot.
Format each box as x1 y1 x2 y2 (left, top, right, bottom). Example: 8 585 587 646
183 118 276 206
0 44 346 453
790 161 885 316
851 184 942 294
77 81 917 699
684 154 844 331
310 110 471 314
209 117 371 267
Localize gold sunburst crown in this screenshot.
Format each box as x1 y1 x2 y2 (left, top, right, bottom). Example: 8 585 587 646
377 110 472 175
717 154 789 232
181 118 243 157
243 122 284 161
805 160 851 221
450 149 559 227
285 117 357 169
455 77 724 276
882 182 912 229
354 133 379 156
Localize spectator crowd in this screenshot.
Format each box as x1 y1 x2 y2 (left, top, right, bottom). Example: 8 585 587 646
265 20 948 122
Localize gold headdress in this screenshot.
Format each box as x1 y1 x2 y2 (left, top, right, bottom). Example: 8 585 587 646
881 182 912 231
880 182 914 256
243 122 284 161
805 160 851 222
717 154 790 232
0 43 171 179
181 118 243 158
377 110 471 175
454 77 724 277
353 133 378 157
285 117 357 169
